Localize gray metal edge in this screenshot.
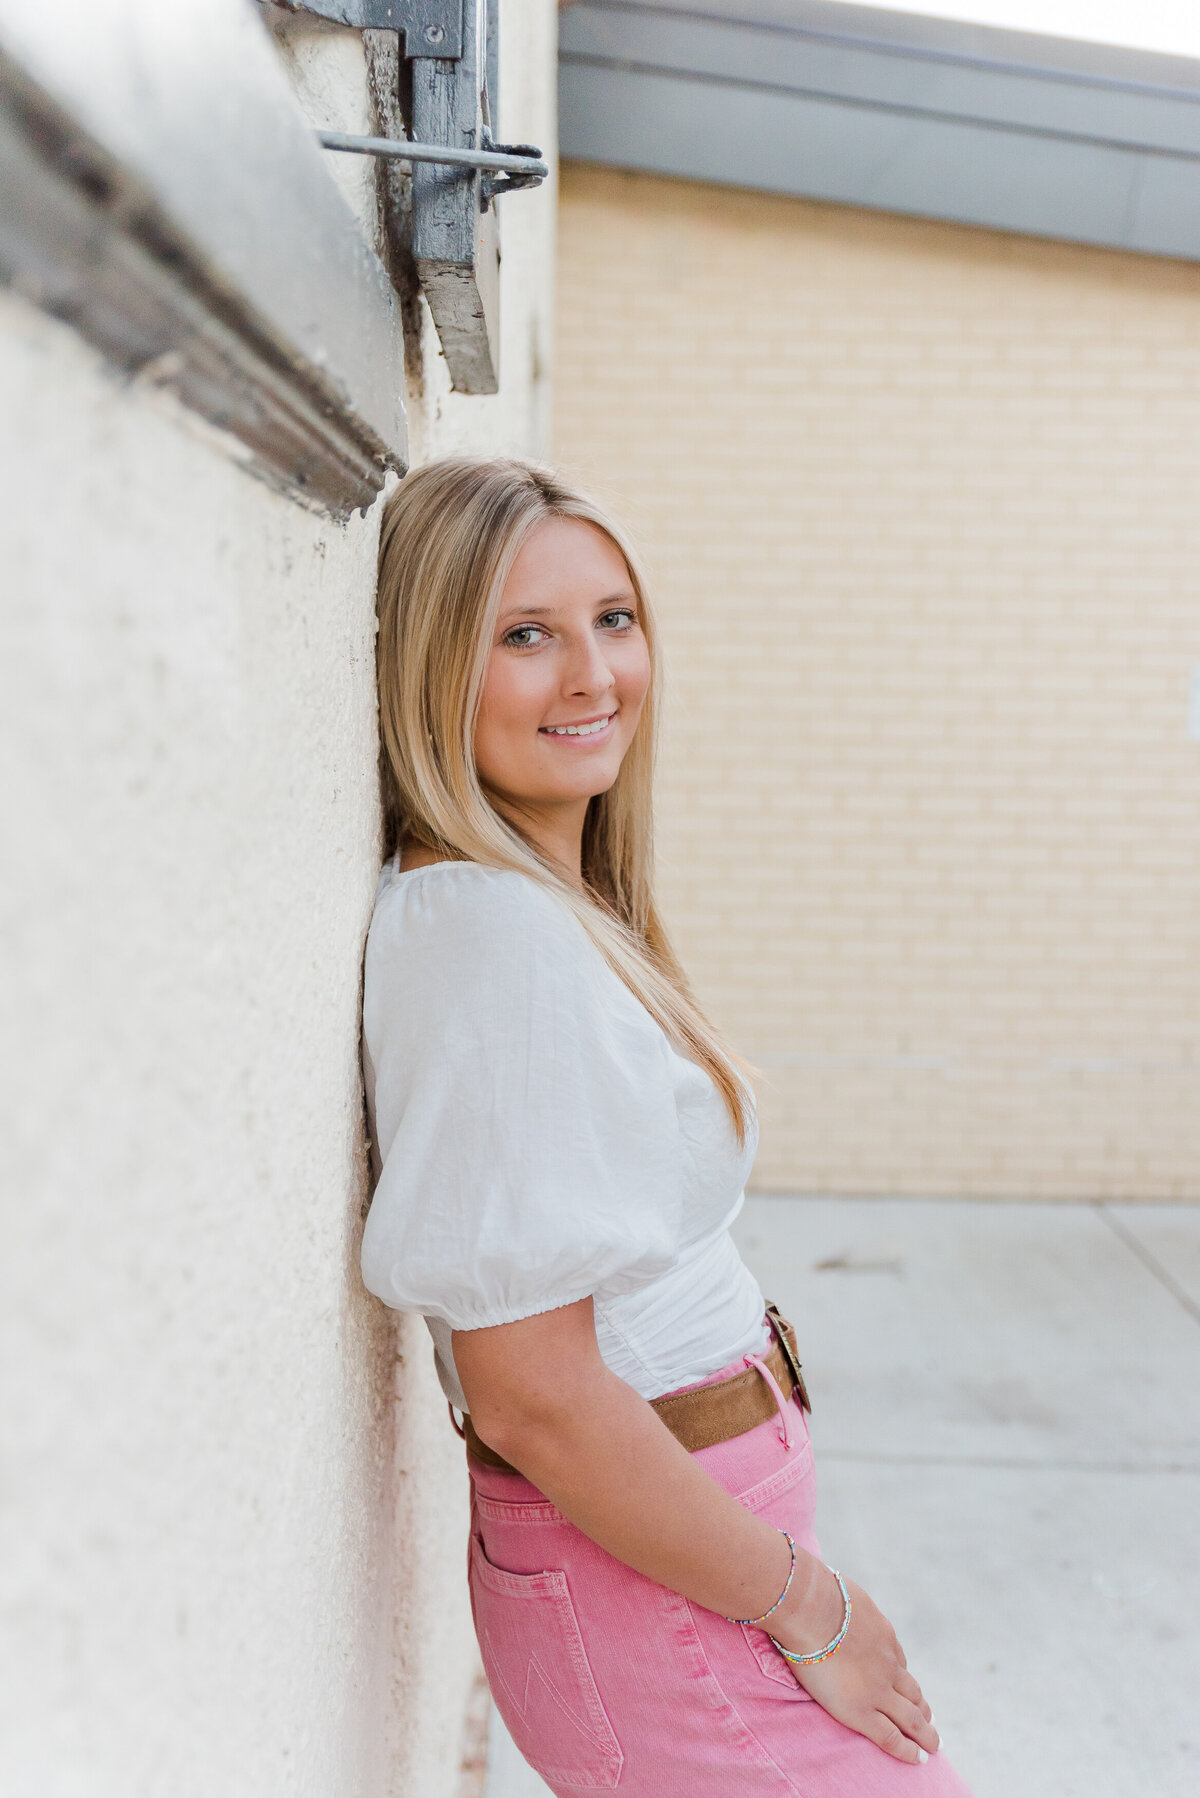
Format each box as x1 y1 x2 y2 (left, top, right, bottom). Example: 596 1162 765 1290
559 0 1200 261
578 0 1200 95
0 0 408 510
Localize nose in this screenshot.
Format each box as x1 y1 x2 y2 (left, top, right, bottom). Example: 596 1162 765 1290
563 626 616 701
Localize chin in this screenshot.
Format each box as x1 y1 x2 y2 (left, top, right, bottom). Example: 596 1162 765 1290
540 773 619 809
581 763 624 799
538 754 623 798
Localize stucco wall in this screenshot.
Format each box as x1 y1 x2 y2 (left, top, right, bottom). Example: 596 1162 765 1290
555 164 1200 1202
0 285 405 1796
0 6 556 1796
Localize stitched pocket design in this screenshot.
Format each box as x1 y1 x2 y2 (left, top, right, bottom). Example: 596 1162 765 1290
737 1436 818 1698
469 1532 624 1790
740 1620 817 1696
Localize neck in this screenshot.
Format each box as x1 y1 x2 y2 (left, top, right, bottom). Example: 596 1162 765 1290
491 792 590 887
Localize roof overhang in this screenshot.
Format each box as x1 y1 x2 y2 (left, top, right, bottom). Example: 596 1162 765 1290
559 0 1200 260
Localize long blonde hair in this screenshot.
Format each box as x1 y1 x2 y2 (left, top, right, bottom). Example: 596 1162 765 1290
375 456 752 1143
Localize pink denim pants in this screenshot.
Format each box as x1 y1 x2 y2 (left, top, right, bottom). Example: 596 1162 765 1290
467 1349 977 1797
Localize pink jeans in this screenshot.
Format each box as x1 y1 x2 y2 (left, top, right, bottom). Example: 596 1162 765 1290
467 1349 977 1797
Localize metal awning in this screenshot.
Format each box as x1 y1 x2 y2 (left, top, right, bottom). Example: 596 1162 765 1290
559 0 1200 260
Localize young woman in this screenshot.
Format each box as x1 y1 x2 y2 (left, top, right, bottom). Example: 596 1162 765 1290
361 457 974 1796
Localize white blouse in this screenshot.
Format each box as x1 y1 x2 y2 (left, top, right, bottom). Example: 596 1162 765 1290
360 860 770 1410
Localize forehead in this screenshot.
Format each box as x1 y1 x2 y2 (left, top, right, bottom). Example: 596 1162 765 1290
499 517 632 616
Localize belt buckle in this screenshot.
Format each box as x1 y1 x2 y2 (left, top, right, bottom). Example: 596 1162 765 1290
765 1302 812 1413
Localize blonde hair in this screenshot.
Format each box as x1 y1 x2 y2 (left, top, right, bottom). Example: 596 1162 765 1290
375 456 752 1143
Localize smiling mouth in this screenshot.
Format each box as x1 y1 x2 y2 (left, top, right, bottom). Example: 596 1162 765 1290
539 712 615 738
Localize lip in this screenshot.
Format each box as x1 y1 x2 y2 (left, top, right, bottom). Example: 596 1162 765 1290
538 711 617 744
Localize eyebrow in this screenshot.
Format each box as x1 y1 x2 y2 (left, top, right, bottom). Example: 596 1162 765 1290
496 592 635 624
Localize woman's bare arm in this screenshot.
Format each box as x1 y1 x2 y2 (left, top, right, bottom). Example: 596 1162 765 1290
452 1298 939 1765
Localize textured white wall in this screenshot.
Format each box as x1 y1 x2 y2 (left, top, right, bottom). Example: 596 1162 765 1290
0 4 557 1795
0 282 407 1797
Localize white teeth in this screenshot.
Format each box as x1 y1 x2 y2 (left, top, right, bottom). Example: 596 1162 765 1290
544 714 612 737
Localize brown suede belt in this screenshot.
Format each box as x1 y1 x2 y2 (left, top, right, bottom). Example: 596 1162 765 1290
461 1303 810 1475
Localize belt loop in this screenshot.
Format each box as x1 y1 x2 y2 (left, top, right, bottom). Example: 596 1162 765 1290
744 1352 793 1449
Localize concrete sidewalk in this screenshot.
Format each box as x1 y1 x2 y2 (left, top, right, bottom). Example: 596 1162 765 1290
485 1199 1200 1798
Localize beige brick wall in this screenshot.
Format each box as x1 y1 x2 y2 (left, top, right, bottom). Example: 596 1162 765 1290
554 164 1200 1201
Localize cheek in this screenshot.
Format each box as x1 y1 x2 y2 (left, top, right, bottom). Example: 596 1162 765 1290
479 658 540 734
617 640 652 714
474 659 544 782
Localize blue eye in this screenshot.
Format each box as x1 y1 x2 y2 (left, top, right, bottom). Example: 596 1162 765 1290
598 609 636 631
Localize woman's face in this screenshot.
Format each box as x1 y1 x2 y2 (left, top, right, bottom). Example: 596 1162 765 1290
475 517 652 830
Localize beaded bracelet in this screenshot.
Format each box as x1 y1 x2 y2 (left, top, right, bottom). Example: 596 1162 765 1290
726 1530 796 1627
771 1567 852 1667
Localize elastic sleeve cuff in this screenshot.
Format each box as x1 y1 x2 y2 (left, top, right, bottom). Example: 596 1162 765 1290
405 1283 601 1334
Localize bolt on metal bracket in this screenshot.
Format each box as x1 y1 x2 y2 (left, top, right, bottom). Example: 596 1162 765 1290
275 0 465 60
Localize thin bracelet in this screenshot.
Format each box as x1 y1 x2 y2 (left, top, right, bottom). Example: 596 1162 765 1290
726 1531 796 1627
771 1566 852 1666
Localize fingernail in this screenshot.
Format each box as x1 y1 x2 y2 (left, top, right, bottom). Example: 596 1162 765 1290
917 1749 929 1763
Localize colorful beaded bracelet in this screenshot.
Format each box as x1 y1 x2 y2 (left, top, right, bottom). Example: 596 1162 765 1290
726 1530 796 1627
771 1567 852 1667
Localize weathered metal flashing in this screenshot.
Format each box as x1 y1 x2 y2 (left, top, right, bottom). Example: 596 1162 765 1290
0 54 394 516
0 0 408 516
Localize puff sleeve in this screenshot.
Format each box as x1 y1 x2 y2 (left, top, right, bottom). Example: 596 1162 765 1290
360 864 684 1330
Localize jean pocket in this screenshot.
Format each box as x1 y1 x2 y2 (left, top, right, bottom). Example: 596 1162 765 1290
740 1622 818 1697
469 1532 624 1790
737 1443 819 1698
735 1422 815 1516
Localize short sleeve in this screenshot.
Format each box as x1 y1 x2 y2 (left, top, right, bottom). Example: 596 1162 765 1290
360 865 684 1330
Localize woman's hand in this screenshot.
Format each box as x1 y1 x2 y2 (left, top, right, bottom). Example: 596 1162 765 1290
770 1566 940 1765
454 1301 941 1768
